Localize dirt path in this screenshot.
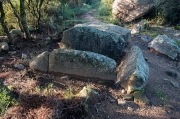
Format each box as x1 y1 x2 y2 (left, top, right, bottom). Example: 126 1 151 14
77 9 180 119
78 8 100 22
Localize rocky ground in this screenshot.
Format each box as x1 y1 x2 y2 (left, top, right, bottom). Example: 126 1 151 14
0 9 180 119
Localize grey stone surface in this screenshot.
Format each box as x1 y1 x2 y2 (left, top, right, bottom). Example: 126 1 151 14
170 81 179 88
10 29 24 37
14 64 25 70
116 46 149 94
61 22 130 60
49 48 116 81
118 99 126 105
123 94 134 101
148 35 180 60
22 53 28 59
0 57 4 61
0 42 9 51
133 91 149 104
112 0 153 22
131 20 146 34
29 51 49 72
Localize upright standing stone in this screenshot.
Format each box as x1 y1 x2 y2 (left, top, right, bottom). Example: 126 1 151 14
116 46 149 94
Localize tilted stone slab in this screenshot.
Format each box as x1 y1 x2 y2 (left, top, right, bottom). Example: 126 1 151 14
49 48 116 81
29 51 49 72
112 0 153 22
61 22 129 60
148 35 180 60
116 46 149 94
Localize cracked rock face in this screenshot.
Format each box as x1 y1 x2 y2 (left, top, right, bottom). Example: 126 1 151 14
61 22 130 60
30 48 116 81
148 35 180 60
112 0 153 22
116 46 149 94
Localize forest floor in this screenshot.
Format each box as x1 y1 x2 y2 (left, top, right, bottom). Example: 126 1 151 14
0 8 180 119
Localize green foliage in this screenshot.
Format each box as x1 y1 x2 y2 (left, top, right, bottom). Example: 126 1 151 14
98 0 113 16
64 86 73 99
95 0 120 25
0 81 18 115
155 90 167 101
0 0 100 35
175 40 180 47
155 0 180 24
35 83 54 96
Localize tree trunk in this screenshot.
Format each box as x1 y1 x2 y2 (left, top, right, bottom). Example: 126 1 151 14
0 2 13 44
20 0 31 40
37 0 45 33
8 0 24 31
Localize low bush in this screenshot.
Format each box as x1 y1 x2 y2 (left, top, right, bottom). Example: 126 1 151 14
155 0 180 24
0 81 18 115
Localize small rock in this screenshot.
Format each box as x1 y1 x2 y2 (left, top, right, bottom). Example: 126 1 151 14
51 37 59 42
127 106 133 111
28 26 35 32
14 64 25 70
10 29 24 37
140 35 152 42
148 35 180 60
121 89 126 94
60 75 70 80
123 94 134 101
170 81 179 88
0 57 4 61
8 51 17 55
22 53 27 59
110 99 116 103
133 91 149 104
118 99 126 105
165 70 178 78
78 86 97 98
164 79 168 81
0 42 9 50
45 37 51 40
45 37 51 45
164 105 174 110
131 20 146 34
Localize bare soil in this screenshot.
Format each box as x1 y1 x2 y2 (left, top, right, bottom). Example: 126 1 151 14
0 9 180 119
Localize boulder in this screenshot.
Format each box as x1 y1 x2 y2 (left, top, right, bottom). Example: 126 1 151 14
49 48 116 81
61 22 130 60
10 29 24 37
131 20 146 34
148 35 180 60
29 51 49 72
0 42 9 51
116 46 149 94
112 0 153 22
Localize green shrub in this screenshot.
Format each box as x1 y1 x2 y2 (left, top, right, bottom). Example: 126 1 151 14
155 0 180 24
98 0 113 16
0 81 18 115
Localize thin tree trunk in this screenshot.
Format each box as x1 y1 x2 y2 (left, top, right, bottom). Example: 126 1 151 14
8 0 23 31
20 0 31 40
37 0 44 33
0 2 13 44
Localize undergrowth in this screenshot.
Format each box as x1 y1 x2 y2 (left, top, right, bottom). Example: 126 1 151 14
0 81 18 115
